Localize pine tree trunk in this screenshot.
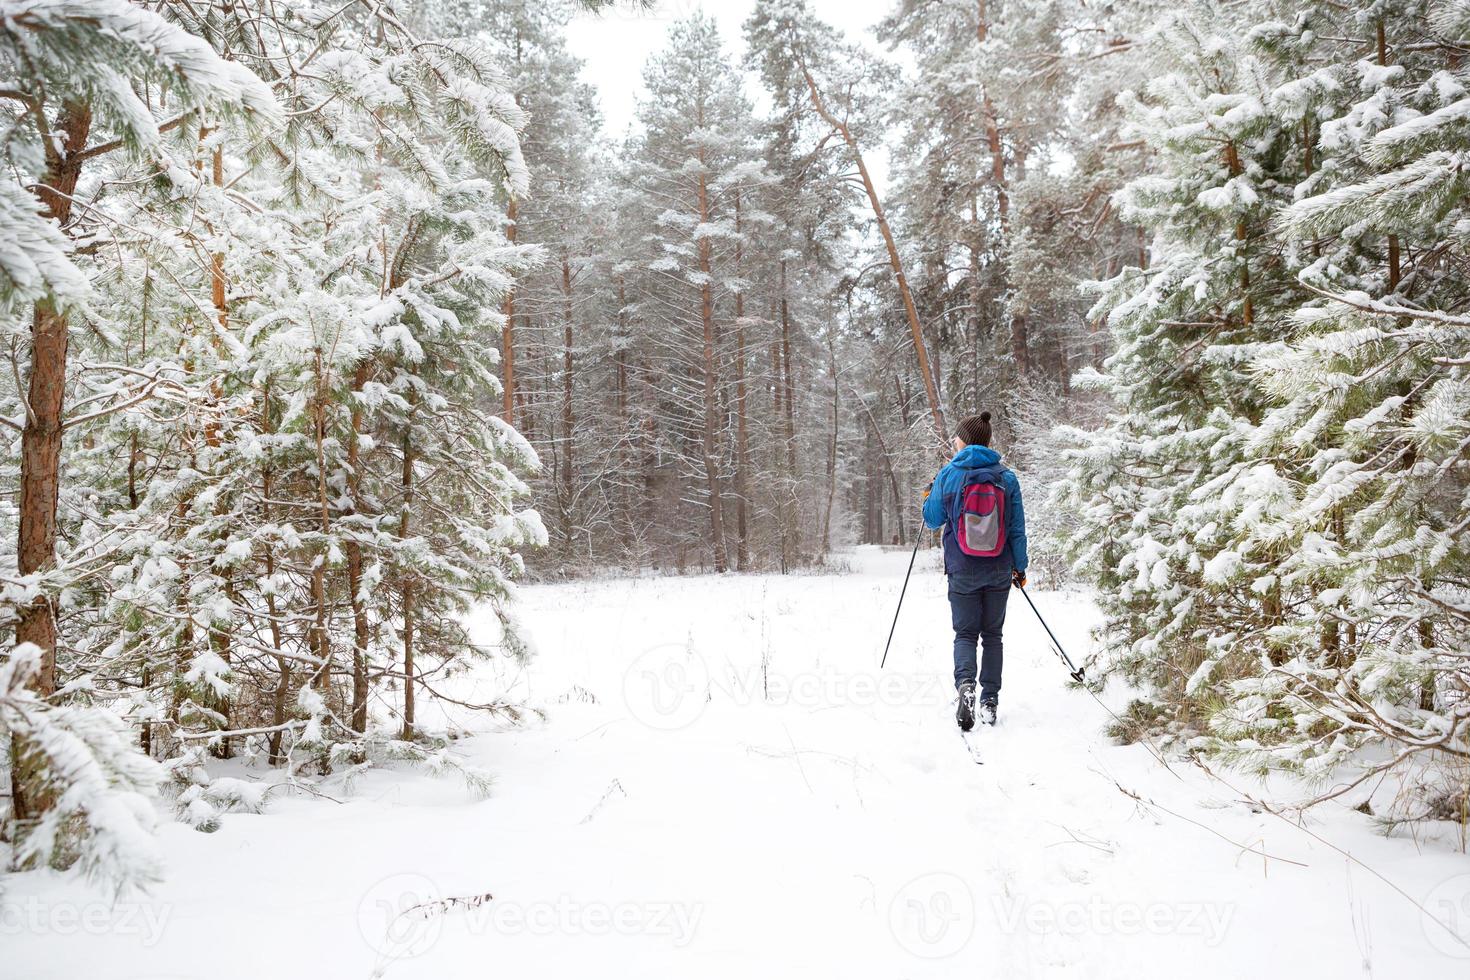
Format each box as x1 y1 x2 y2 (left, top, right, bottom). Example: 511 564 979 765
779 261 800 570
821 332 839 554
205 140 236 758
734 192 750 571
399 430 417 740
562 253 576 535
11 101 92 832
260 381 291 765
503 198 518 425
850 383 907 545
1224 142 1255 327
346 361 371 736
796 58 947 448
780 260 798 473
1375 21 1402 292
696 142 728 573
980 91 1028 377
308 352 333 710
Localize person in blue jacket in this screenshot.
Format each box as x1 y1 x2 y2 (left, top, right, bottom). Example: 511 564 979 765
922 412 1027 730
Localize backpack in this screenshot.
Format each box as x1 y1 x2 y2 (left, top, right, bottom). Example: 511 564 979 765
954 470 1007 558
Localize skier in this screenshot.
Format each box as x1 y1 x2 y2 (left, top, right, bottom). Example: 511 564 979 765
922 412 1027 731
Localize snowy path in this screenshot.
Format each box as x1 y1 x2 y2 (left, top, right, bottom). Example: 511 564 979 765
7 547 1469 978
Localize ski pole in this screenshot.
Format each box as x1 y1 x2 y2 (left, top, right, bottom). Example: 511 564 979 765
880 534 922 669
1017 584 1086 683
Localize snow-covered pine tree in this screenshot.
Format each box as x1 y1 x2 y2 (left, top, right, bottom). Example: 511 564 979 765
0 0 278 884
625 13 762 573
108 1 543 762
3 0 545 879
1203 0 1470 816
1054 5 1313 720
442 1 610 566
1060 0 1469 818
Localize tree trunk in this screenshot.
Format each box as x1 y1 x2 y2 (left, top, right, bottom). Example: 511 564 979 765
502 198 518 425
779 261 798 472
346 361 371 736
308 352 333 709
11 101 92 831
1376 20 1402 292
399 430 417 740
779 262 800 570
734 191 750 571
562 253 576 522
205 140 236 758
696 139 728 573
821 332 839 554
260 381 292 765
849 381 907 545
1224 142 1255 327
796 58 947 448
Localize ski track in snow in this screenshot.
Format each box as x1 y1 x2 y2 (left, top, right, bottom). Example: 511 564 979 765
7 546 1470 978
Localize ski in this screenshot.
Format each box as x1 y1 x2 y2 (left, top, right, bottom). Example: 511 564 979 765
959 730 984 765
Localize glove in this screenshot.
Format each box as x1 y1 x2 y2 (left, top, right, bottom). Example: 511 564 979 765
922 487 931 502
1012 570 1027 589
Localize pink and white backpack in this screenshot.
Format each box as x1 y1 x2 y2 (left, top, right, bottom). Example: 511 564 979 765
955 473 1006 558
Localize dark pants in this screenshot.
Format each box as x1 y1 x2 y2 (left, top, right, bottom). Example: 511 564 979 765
950 586 1008 702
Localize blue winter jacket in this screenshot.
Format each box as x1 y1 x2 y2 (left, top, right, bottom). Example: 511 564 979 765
922 444 1028 592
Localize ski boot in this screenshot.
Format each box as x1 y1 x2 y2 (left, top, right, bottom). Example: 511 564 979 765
956 681 977 732
978 697 998 727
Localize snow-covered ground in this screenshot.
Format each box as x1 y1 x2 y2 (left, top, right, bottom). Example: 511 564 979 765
6 546 1469 978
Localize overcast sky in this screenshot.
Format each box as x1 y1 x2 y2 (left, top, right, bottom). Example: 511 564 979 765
565 0 897 138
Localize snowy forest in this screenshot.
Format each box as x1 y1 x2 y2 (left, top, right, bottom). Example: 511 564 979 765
3 0 1470 976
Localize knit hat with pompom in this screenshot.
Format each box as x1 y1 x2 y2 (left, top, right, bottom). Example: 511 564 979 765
956 412 992 447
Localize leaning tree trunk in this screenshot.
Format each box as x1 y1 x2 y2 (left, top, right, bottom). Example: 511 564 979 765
795 58 947 449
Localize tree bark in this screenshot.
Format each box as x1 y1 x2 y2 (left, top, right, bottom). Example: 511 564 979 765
734 191 750 571
308 352 333 709
795 58 947 448
1376 20 1402 292
502 198 518 425
346 361 371 736
695 131 728 573
399 429 417 740
260 381 292 765
848 381 907 545
1224 142 1254 327
779 260 798 472
562 253 576 517
12 101 92 829
820 331 839 554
